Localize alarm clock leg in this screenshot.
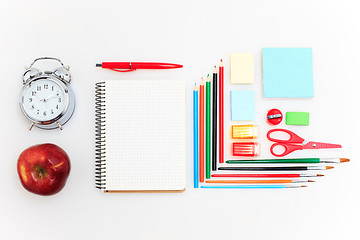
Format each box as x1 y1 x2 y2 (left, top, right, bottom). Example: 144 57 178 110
56 121 63 130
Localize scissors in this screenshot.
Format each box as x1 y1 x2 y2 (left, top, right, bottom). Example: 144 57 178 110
267 129 342 157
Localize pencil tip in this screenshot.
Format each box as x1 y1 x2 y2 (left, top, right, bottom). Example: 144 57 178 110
219 59 224 67
317 174 324 177
301 185 307 188
207 73 209 77
200 77 204 85
326 166 334 170
340 158 350 163
96 63 102 67
308 180 315 182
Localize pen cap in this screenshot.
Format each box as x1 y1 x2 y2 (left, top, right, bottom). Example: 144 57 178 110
233 142 260 157
232 125 259 139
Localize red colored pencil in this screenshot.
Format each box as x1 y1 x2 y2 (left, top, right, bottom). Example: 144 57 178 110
219 59 224 163
199 78 205 182
211 174 324 178
206 179 314 184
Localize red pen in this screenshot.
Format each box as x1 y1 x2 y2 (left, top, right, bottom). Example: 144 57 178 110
96 62 183 72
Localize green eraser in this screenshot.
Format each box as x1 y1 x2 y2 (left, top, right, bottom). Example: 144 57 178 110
285 112 309 126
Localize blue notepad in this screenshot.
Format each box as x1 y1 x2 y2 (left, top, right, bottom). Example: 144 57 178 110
231 90 255 121
262 48 314 98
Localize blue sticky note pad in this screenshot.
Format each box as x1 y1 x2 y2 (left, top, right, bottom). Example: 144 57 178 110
263 48 314 98
231 90 255 121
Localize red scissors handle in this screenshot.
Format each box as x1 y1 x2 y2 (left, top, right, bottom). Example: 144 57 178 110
267 129 305 143
270 143 304 157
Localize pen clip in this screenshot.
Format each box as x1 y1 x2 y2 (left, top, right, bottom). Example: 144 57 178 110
109 68 136 72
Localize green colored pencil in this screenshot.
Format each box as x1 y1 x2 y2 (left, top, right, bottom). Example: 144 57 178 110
226 158 350 164
206 74 211 179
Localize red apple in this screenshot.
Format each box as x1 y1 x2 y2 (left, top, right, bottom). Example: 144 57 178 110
17 143 71 196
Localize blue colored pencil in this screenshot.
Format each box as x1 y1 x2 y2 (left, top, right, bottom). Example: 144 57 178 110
193 84 199 188
201 185 306 189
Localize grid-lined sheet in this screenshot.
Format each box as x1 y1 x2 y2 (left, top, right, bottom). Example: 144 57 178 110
104 80 186 191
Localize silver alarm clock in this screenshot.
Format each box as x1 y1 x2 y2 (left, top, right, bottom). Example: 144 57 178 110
19 57 75 130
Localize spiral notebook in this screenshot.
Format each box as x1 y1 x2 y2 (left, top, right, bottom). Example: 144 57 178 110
95 80 186 192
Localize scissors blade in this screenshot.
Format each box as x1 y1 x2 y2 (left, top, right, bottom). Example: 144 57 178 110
303 141 342 149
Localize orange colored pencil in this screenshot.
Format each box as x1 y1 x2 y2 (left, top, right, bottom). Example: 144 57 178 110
205 179 314 184
199 78 205 182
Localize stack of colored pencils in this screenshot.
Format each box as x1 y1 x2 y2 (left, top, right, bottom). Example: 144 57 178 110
202 158 349 189
193 60 224 188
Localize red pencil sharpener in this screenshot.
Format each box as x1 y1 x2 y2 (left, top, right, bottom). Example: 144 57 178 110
233 142 260 157
266 109 283 125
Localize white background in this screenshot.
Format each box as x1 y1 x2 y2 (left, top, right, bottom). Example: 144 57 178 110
1 0 360 239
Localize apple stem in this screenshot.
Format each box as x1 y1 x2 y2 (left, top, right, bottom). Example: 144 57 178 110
34 166 47 178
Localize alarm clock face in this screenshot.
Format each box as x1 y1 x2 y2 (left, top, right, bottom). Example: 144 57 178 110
20 76 69 123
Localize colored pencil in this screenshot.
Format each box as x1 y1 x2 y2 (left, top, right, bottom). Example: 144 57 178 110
218 166 334 171
206 75 211 179
201 185 307 189
193 84 199 188
199 78 205 182
212 66 218 171
211 173 324 178
226 158 350 164
219 59 224 164
206 179 314 184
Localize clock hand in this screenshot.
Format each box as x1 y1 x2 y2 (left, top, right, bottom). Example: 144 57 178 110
33 92 46 102
44 92 61 101
44 93 57 101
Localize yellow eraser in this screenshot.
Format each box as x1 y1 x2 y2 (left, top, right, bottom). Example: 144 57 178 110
232 124 259 139
230 53 254 84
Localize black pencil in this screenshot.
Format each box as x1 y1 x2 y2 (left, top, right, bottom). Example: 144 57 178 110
212 66 218 171
218 166 334 171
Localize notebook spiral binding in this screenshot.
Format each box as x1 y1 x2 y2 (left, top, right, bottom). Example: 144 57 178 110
95 82 106 189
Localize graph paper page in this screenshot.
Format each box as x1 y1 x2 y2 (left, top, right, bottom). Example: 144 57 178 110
104 80 186 191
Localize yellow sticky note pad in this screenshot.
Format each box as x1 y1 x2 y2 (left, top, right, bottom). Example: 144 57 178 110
230 53 254 84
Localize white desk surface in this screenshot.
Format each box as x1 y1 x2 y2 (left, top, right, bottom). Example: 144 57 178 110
1 1 359 239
